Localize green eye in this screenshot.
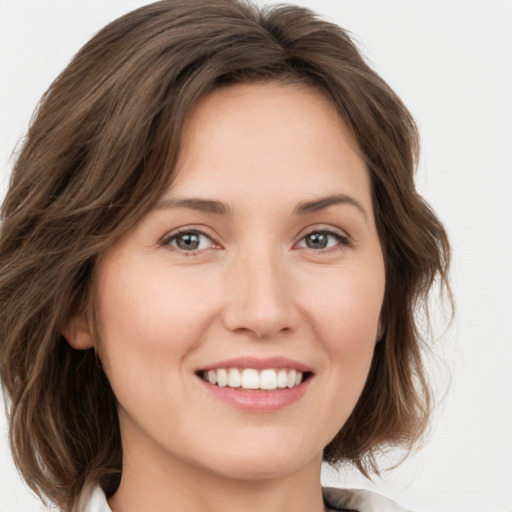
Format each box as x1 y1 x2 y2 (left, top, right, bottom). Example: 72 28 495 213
166 230 214 252
298 230 350 250
304 232 330 249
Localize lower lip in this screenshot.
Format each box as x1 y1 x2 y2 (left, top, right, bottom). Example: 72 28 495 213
197 377 311 412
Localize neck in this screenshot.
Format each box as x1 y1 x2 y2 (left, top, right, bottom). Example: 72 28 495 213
108 431 326 512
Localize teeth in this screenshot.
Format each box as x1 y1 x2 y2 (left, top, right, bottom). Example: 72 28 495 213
228 368 241 388
217 368 228 387
202 368 307 390
277 369 288 388
260 369 277 390
241 369 259 389
287 369 297 388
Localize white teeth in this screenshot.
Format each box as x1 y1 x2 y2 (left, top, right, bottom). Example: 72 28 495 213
277 369 288 388
202 367 307 390
228 368 241 388
287 369 297 388
207 370 217 385
241 369 259 389
217 369 228 387
260 369 277 390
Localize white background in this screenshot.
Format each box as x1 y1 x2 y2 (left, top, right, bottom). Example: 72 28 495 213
1 1 511 511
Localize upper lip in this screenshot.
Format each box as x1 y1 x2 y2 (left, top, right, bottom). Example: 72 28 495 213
197 356 313 373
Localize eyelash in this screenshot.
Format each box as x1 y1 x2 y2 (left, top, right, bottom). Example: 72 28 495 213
161 227 352 257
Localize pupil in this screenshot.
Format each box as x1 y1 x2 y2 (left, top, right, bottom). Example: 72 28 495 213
306 232 327 249
177 233 200 250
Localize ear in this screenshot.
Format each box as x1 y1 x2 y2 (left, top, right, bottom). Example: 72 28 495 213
62 314 94 350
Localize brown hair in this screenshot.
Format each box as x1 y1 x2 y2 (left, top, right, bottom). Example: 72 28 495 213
0 1 450 510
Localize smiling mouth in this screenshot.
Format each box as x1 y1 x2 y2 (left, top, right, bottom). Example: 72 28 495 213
197 368 312 391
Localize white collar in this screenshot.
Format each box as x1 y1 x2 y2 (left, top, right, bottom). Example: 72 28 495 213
80 486 112 512
323 486 412 511
80 485 411 512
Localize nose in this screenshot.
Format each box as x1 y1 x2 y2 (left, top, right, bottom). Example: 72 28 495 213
222 246 299 339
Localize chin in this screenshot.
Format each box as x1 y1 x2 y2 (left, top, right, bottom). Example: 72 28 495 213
196 443 321 481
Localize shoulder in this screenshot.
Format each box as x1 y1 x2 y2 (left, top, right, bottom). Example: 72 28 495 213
322 486 413 512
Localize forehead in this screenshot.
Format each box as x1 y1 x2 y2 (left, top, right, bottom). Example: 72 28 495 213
169 82 372 215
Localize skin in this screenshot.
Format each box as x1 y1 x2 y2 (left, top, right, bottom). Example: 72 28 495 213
68 82 386 512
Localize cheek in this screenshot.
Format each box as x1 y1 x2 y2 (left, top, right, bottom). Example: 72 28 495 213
94 261 226 405
97 261 213 351
293 266 384 446
303 263 384 387
305 264 384 341
93 269 211 430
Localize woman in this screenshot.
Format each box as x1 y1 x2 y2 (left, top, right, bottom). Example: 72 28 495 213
0 1 450 511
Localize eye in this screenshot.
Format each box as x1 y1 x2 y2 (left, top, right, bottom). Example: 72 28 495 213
296 229 351 251
163 229 216 254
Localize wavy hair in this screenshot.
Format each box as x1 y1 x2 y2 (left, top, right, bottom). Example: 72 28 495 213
0 1 450 510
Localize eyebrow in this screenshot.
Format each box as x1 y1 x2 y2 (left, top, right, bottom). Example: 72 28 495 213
293 194 368 219
154 193 367 219
154 197 230 215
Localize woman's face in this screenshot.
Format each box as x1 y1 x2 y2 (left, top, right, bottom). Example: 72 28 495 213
89 83 385 482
